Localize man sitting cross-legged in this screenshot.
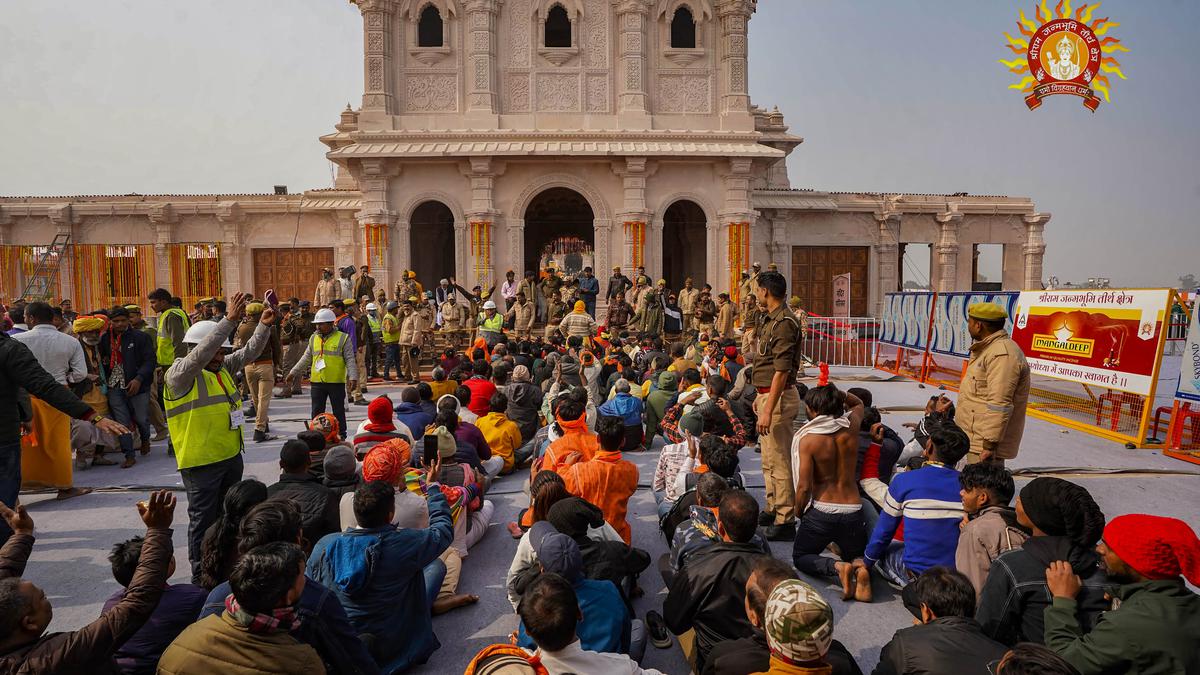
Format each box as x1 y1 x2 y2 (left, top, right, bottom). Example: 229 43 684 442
158 542 325 674
556 415 639 545
663 490 769 674
0 493 175 673
307 471 453 673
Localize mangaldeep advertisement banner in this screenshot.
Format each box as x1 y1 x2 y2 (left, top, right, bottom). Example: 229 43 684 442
880 292 934 350
1175 304 1200 403
930 291 1019 359
1012 289 1172 396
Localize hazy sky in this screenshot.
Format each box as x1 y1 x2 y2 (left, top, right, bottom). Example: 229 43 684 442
1 0 1196 287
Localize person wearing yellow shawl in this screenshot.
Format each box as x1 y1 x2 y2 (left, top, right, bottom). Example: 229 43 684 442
557 300 597 344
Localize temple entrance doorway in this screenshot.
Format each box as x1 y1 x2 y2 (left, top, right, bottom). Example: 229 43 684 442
410 201 456 288
523 187 595 280
662 200 707 290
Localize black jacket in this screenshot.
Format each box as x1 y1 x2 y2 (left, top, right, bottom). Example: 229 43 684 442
872 616 1007 675
975 535 1110 646
100 328 156 389
267 473 340 546
663 540 767 674
1 332 92 445
323 476 359 502
704 631 862 675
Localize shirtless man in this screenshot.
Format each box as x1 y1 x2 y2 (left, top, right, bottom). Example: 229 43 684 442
791 385 872 601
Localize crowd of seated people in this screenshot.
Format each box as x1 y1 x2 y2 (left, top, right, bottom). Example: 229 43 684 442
1 331 1197 675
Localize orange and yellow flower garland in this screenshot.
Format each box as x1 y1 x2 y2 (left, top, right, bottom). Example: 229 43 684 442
623 221 646 269
728 222 750 304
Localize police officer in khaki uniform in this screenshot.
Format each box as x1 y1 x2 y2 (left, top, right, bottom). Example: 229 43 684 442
751 270 804 540
398 297 422 384
440 295 468 350
506 291 535 341
957 301 1030 465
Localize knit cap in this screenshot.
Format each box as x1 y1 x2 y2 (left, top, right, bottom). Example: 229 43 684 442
1104 514 1200 584
323 446 357 482
763 579 834 664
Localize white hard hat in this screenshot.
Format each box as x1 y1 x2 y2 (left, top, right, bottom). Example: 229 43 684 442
313 308 337 323
182 320 232 348
483 300 497 310
366 302 378 311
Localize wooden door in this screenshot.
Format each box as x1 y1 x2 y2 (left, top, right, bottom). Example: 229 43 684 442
253 248 334 303
790 246 870 316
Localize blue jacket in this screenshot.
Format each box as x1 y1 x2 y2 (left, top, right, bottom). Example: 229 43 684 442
99 327 156 389
104 583 206 675
394 401 433 437
307 489 453 674
864 464 964 573
200 576 379 675
578 276 600 301
517 578 631 655
599 393 643 427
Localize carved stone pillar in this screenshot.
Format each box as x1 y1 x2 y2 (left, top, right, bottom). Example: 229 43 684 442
935 210 962 293
0 208 13 245
615 0 650 119
613 157 652 275
716 0 754 114
146 204 178 297
358 0 397 113
507 218 525 281
216 202 246 297
1022 213 1050 290
394 219 412 275
718 158 756 295
462 158 502 290
355 159 400 290
874 212 902 314
463 0 499 115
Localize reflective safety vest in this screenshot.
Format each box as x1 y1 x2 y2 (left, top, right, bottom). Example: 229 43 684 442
164 367 242 470
479 312 504 333
381 314 400 344
310 331 348 384
155 307 191 366
367 314 382 337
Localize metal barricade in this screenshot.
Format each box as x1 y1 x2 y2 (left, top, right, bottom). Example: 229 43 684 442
803 315 879 368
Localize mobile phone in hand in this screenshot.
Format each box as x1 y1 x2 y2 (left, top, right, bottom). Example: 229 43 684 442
423 434 440 467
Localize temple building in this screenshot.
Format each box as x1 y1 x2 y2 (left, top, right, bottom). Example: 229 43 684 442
0 0 1047 316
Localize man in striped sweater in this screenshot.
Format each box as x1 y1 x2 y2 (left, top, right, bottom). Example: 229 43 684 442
863 420 970 589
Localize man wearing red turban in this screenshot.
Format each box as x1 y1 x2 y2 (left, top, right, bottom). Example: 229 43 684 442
1045 513 1200 674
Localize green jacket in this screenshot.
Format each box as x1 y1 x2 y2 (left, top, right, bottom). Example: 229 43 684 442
1045 579 1200 675
644 371 678 440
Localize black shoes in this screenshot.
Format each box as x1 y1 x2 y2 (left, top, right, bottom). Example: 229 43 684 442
253 430 278 443
764 523 796 541
758 511 775 526
645 610 672 649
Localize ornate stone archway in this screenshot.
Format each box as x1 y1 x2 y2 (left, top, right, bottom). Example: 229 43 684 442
508 172 613 283
396 190 466 285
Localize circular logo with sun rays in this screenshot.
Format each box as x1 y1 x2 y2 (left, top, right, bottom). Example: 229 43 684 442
1000 1 1128 112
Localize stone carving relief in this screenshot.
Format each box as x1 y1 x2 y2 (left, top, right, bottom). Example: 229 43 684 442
505 73 532 111
535 73 581 111
474 58 489 89
582 0 609 67
586 73 609 111
367 32 385 52
658 73 711 113
626 62 642 90
405 74 458 111
367 12 383 28
367 58 385 90
507 0 532 66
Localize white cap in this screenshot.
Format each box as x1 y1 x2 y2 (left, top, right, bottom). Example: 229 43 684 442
313 308 337 323
366 302 378 311
483 300 497 310
182 320 232 347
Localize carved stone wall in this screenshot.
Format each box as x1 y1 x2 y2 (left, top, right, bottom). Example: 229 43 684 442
536 73 581 111
658 72 712 113
405 73 459 112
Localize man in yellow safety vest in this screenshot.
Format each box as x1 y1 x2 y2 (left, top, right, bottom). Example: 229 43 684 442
163 292 273 582
285 306 358 441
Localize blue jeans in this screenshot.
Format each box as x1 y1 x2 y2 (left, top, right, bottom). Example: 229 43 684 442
875 541 915 588
422 557 447 606
654 490 673 519
108 387 150 459
0 441 21 544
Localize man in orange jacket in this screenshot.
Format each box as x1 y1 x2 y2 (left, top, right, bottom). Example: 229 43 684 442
535 395 597 476
558 415 639 545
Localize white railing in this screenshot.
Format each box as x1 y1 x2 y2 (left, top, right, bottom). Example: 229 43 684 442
802 315 880 368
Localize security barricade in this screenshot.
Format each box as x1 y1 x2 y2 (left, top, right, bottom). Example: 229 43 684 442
802 315 880 368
